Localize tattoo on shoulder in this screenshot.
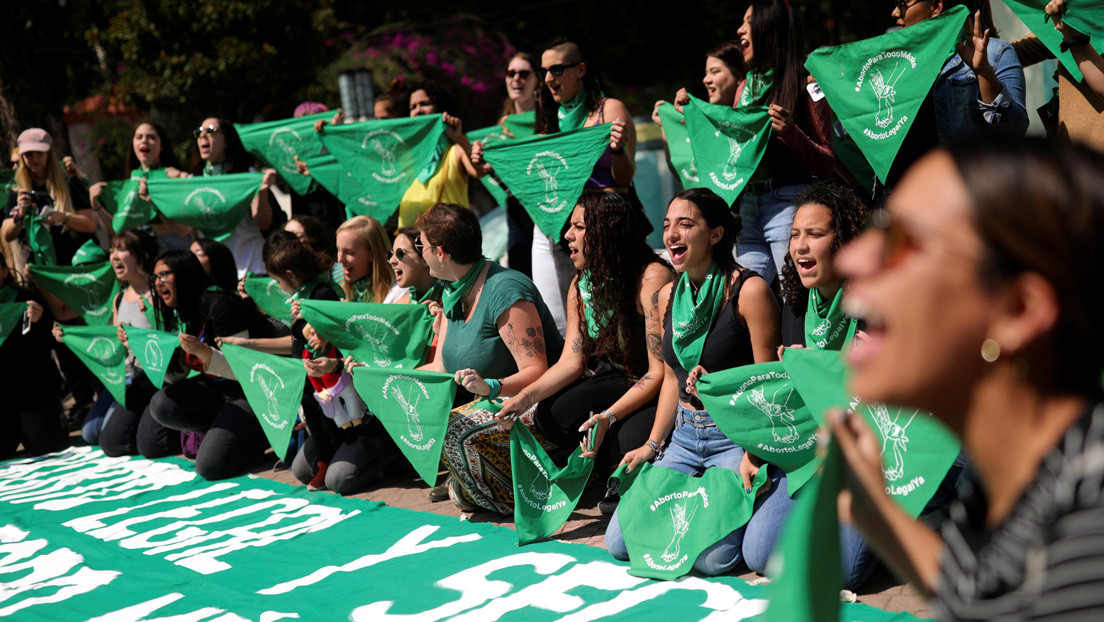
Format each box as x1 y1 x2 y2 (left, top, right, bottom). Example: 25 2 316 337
646 332 662 359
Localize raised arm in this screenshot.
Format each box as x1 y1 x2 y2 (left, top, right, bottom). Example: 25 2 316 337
604 98 637 187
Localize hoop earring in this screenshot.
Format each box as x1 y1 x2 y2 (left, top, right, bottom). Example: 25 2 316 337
981 338 1000 363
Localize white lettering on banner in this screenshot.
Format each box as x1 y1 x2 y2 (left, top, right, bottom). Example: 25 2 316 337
83 593 302 622
0 525 119 617
560 576 769 622
259 525 481 595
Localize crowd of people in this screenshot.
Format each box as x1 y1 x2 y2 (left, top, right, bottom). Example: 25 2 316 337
3 0 1104 617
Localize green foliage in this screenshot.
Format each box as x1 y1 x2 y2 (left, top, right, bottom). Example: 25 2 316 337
90 118 135 180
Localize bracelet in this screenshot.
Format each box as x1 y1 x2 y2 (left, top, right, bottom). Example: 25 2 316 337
646 439 663 453
485 378 502 400
600 409 617 425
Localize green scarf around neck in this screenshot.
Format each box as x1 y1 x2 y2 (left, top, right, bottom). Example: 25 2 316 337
557 92 590 132
739 69 775 107
203 161 226 177
442 257 488 318
670 263 726 371
805 286 853 351
576 272 610 340
410 280 444 305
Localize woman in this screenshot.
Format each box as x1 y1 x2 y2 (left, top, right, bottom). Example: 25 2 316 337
336 215 404 304
605 187 783 576
500 52 539 120
187 117 279 278
496 193 672 484
389 226 440 305
189 238 238 292
731 0 834 285
284 214 340 283
831 137 1104 619
396 83 483 230
146 249 273 480
655 40 746 117
417 202 563 513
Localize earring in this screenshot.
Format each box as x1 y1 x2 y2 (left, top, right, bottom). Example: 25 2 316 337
981 338 1001 363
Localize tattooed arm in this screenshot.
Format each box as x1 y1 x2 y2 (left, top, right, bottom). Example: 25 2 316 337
492 300 551 397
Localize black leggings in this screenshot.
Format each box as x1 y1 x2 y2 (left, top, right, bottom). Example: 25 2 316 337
99 371 181 459
0 395 66 460
149 376 269 480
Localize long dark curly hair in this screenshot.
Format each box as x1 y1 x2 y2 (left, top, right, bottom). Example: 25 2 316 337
535 37 610 135
780 182 867 315
573 193 671 376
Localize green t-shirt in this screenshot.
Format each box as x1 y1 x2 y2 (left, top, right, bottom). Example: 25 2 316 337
441 263 563 379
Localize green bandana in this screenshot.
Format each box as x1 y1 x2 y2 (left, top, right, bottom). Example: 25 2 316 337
805 287 853 351
576 272 609 340
0 302 25 348
696 361 821 494
203 161 226 177
1003 0 1104 82
656 102 699 187
298 299 434 369
511 423 594 545
409 281 444 306
351 366 456 486
123 326 182 389
243 277 293 327
669 263 726 371
235 111 332 196
99 178 156 232
71 239 107 266
467 112 539 205
29 262 120 326
297 153 356 214
804 6 967 183
219 343 306 462
441 257 487 319
59 325 128 408
557 92 590 132
23 214 56 267
738 69 774 107
684 95 773 203
781 347 960 517
317 115 447 223
415 133 450 185
616 461 768 579
146 173 264 238
481 123 612 238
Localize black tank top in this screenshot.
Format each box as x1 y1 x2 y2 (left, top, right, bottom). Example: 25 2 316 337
662 269 759 409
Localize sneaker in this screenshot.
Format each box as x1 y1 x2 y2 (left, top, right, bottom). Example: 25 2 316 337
307 461 329 491
598 478 620 515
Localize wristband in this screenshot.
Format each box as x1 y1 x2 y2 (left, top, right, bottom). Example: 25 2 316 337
601 409 617 425
646 439 663 453
485 378 502 400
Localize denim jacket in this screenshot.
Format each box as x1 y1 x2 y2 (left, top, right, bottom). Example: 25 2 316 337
932 38 1028 142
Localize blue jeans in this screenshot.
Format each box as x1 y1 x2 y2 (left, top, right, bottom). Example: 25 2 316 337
81 375 128 445
735 183 806 285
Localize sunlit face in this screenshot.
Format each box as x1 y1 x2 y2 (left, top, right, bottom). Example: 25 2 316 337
189 241 213 277
336 229 371 283
789 204 838 293
389 233 430 289
704 56 739 105
284 219 308 244
663 199 720 274
409 90 436 117
564 205 588 271
418 231 446 280
541 48 585 104
374 100 398 120
152 260 177 308
196 117 226 164
506 57 538 104
21 151 48 178
893 0 937 28
133 123 162 169
737 7 755 65
838 152 996 417
109 240 140 282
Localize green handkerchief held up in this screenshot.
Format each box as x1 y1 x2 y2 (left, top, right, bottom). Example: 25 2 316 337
697 361 821 494
656 102 700 187
122 326 181 389
805 5 968 183
97 178 156 232
511 423 594 545
243 277 292 327
351 366 456 487
481 123 612 239
235 111 332 196
1003 0 1104 82
23 214 56 267
0 302 25 348
29 261 120 326
618 462 767 579
316 115 447 223
219 343 307 462
298 299 434 369
466 111 538 206
683 95 773 204
60 325 127 408
146 173 264 238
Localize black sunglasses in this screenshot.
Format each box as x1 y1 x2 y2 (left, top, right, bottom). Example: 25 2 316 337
387 248 413 262
193 124 221 138
537 62 582 79
506 69 532 80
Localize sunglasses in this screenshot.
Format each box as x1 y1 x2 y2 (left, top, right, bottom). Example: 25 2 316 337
193 124 221 138
867 209 916 268
895 0 927 15
413 237 440 256
538 62 582 79
506 69 532 80
387 248 413 262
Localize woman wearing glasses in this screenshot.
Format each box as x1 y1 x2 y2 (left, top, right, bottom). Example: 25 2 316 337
500 53 539 120
832 137 1104 619
389 227 440 306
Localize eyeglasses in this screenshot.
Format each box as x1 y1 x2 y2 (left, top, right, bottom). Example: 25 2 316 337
867 209 917 268
154 270 174 283
413 237 440 256
193 124 221 138
538 62 582 79
387 248 413 262
895 0 927 15
506 69 532 80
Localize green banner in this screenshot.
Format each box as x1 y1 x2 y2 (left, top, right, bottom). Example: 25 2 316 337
697 362 821 494
298 299 433 369
511 423 594 545
98 178 156 232
317 115 447 222
146 173 264 238
243 276 293 326
71 239 107 266
764 441 843 622
618 462 767 579
482 123 612 238
782 347 960 517
467 111 539 206
1003 0 1104 82
220 343 306 462
805 6 967 183
235 111 332 196
122 325 180 389
59 325 127 408
0 302 25 348
657 102 700 187
351 366 455 486
0 447 920 621
684 95 772 203
29 261 120 326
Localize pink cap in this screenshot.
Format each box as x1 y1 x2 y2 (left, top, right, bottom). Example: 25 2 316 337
17 128 52 154
293 102 329 118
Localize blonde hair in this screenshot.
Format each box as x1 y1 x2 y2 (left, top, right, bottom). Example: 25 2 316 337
14 146 74 217
336 215 393 303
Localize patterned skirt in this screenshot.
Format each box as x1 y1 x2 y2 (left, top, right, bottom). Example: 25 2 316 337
441 398 554 514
